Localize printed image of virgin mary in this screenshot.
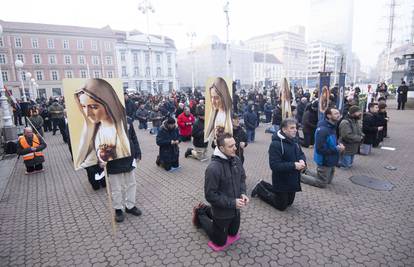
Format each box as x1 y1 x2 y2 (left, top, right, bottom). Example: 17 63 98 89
74 78 130 170
319 85 330 114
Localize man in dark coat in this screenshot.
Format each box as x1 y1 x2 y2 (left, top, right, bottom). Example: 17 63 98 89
124 93 137 119
232 115 248 164
271 104 282 133
17 127 47 174
301 101 318 148
243 104 258 143
295 97 308 127
192 133 248 247
263 99 273 123
135 103 149 130
251 118 306 211
156 117 180 171
362 102 383 152
149 105 163 135
397 81 408 110
185 106 208 161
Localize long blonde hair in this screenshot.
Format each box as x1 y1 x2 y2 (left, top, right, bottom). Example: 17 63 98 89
74 78 130 170
204 77 233 142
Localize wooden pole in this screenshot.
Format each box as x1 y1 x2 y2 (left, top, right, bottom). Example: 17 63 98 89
104 166 116 236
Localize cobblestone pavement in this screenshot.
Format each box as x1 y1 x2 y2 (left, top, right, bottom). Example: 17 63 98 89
0 100 413 266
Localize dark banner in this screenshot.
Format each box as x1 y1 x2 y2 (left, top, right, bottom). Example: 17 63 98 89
337 72 346 114
318 72 331 121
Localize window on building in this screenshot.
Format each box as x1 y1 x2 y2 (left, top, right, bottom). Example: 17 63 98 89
91 40 98 50
78 55 85 65
145 53 149 64
121 66 127 77
2 71 9 82
49 55 57 64
167 54 171 64
36 71 43 81
16 54 24 63
47 39 55 49
80 70 87 78
168 68 172 77
107 71 113 78
120 52 126 62
64 55 72 64
65 70 73 78
134 67 139 77
104 42 111 51
92 56 99 65
93 71 101 78
37 88 46 99
133 52 139 64
52 88 62 97
33 54 41 64
0 54 6 64
15 37 22 48
156 54 161 64
63 40 70 49
32 38 39 48
105 56 112 65
0 37 4 47
21 71 26 81
77 40 84 49
156 67 161 77
51 71 59 80
145 67 150 77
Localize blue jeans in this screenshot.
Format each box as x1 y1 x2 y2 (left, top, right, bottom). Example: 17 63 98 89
246 129 255 143
340 154 354 168
150 127 160 135
139 121 148 130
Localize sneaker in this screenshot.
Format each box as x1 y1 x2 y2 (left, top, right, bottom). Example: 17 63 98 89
251 180 262 198
125 206 142 217
115 209 124 222
170 166 181 171
185 148 193 158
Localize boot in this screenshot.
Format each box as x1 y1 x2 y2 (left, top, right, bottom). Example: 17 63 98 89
185 148 193 158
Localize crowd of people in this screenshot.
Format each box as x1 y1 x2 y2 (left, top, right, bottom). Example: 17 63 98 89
12 78 409 250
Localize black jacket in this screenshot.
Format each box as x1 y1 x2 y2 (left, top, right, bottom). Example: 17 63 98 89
107 117 141 174
156 121 180 163
272 106 282 126
302 106 318 133
269 131 305 192
233 125 248 163
243 105 258 130
205 153 246 219
125 99 136 118
397 85 408 102
192 118 207 148
362 112 379 145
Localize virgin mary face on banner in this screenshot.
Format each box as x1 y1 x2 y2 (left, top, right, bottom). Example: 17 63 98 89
74 78 130 170
204 77 233 143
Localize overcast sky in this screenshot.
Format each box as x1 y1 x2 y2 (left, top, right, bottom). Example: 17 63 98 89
1 0 409 68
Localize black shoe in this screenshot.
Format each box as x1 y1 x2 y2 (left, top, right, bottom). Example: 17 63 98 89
125 206 142 217
185 148 193 158
192 202 206 228
251 180 262 198
115 209 124 222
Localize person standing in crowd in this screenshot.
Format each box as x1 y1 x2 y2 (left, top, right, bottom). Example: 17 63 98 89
48 98 67 142
13 100 23 126
149 105 163 135
177 107 195 142
338 106 364 168
301 108 345 188
269 104 282 134
397 81 408 110
40 104 52 133
243 104 258 143
176 102 185 118
296 97 308 127
263 99 273 123
156 117 180 171
192 133 248 248
232 114 248 164
124 93 137 120
185 106 208 161
135 103 149 130
362 103 383 154
17 127 47 174
301 100 318 148
28 107 44 137
251 118 305 211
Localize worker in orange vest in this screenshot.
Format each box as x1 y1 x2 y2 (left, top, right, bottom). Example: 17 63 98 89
17 127 47 174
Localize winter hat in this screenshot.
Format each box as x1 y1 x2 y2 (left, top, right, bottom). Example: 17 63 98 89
348 105 361 114
167 117 176 124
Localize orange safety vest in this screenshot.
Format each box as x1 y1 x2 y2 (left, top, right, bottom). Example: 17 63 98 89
19 135 44 161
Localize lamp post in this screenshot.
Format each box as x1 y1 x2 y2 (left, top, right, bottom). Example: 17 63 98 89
138 0 155 94
223 1 230 78
187 32 196 93
0 24 17 144
25 72 32 100
14 59 26 102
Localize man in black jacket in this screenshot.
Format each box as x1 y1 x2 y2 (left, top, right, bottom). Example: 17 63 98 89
156 117 180 171
192 133 249 247
251 118 306 211
185 106 208 161
243 104 258 143
232 114 248 164
105 116 142 223
362 102 383 153
397 81 408 110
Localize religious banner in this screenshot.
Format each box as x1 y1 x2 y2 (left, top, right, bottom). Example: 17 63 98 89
63 78 131 171
337 72 346 114
204 77 233 143
318 72 331 121
280 78 292 119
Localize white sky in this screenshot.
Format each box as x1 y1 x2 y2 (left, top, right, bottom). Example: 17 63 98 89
1 0 407 68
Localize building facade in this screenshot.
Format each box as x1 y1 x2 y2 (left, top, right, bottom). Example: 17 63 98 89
253 52 283 88
0 20 118 100
115 31 177 94
245 27 307 86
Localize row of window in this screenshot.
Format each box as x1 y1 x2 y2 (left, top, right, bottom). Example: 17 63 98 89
0 36 112 51
120 51 172 65
0 54 113 66
121 66 172 78
1 70 114 82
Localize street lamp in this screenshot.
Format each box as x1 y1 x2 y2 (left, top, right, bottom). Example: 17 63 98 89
187 32 196 93
30 77 36 100
14 59 27 102
25 72 32 100
138 0 155 94
223 1 230 78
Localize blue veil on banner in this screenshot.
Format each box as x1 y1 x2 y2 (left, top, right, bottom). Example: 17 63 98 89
336 72 346 114
318 72 331 121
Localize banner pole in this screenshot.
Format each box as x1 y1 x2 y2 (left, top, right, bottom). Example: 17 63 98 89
104 166 116 236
